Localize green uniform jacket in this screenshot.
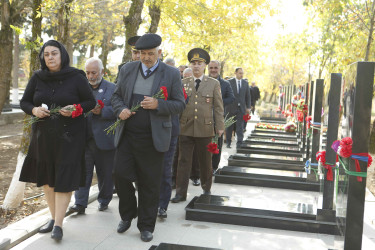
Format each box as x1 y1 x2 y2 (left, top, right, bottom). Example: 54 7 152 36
180 75 224 137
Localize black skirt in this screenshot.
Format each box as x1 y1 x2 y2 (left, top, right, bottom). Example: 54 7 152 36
20 116 86 192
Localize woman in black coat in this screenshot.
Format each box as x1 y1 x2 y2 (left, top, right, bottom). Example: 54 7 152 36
20 40 96 240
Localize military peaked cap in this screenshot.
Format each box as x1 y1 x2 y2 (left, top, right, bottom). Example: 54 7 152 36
135 33 162 50
187 48 210 64
128 36 141 51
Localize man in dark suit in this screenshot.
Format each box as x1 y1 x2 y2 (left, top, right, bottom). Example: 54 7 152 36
226 67 251 149
111 34 185 242
69 57 116 214
251 81 260 114
208 60 235 172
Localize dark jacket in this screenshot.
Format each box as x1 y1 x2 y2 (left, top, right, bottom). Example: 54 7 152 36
226 78 251 115
111 61 186 152
217 76 235 107
88 79 116 150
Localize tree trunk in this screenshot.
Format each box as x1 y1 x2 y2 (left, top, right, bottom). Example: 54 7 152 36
2 0 43 210
365 0 375 61
122 0 145 63
57 0 73 52
90 45 95 57
29 0 42 77
99 30 113 75
148 0 162 33
0 0 14 115
12 33 20 105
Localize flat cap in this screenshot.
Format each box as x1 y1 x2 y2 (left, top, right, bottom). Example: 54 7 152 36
128 36 141 50
187 48 210 64
135 33 162 50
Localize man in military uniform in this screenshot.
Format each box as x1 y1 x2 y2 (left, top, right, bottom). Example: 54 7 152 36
171 48 224 203
115 36 141 83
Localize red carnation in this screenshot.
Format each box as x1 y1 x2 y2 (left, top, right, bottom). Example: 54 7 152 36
160 86 168 100
296 110 304 122
207 142 219 154
338 137 352 158
316 151 326 166
71 104 83 118
243 114 251 122
98 100 104 109
183 88 187 100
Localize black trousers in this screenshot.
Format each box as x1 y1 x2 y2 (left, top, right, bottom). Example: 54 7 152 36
211 134 223 171
114 132 164 232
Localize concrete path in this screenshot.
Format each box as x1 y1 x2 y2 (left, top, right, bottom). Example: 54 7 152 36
1 116 375 250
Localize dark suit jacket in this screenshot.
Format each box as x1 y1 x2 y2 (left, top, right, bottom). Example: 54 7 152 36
217 76 235 107
226 78 251 115
111 61 186 152
90 79 116 150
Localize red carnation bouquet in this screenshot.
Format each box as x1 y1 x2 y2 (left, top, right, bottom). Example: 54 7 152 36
85 100 104 117
243 114 251 122
26 103 83 125
70 104 83 118
207 115 236 154
105 86 168 135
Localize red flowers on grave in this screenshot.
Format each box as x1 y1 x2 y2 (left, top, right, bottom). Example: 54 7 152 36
71 104 83 118
331 137 373 182
296 110 304 123
207 142 219 154
306 116 312 129
243 114 251 122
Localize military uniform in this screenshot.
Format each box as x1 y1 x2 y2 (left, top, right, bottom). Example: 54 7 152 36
174 75 224 199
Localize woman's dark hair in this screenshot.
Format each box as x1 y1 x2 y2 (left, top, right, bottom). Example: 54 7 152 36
39 40 70 71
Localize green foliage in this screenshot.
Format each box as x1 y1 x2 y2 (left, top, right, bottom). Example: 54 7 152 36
10 25 22 35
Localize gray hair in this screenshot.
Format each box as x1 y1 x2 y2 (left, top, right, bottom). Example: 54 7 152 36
183 67 193 77
85 57 104 71
209 60 221 68
164 57 175 66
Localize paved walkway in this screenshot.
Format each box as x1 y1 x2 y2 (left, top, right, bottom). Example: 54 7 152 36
2 118 375 250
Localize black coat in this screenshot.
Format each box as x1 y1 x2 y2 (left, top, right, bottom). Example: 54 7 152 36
20 68 96 192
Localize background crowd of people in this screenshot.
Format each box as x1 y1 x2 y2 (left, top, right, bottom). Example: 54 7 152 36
18 34 260 243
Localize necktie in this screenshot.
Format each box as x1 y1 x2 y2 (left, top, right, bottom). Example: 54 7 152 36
195 79 201 91
237 80 241 94
146 69 152 77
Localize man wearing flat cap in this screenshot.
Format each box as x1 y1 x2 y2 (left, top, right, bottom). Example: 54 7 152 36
111 33 185 242
171 48 224 203
115 35 141 83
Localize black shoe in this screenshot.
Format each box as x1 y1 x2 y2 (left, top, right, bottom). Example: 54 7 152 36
158 208 167 218
98 204 108 211
140 231 153 242
203 191 211 195
69 204 85 214
51 226 63 241
192 178 200 186
117 220 131 233
226 145 231 148
39 219 55 233
171 195 186 203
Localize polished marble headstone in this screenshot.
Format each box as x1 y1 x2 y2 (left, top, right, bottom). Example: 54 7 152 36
335 62 374 250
